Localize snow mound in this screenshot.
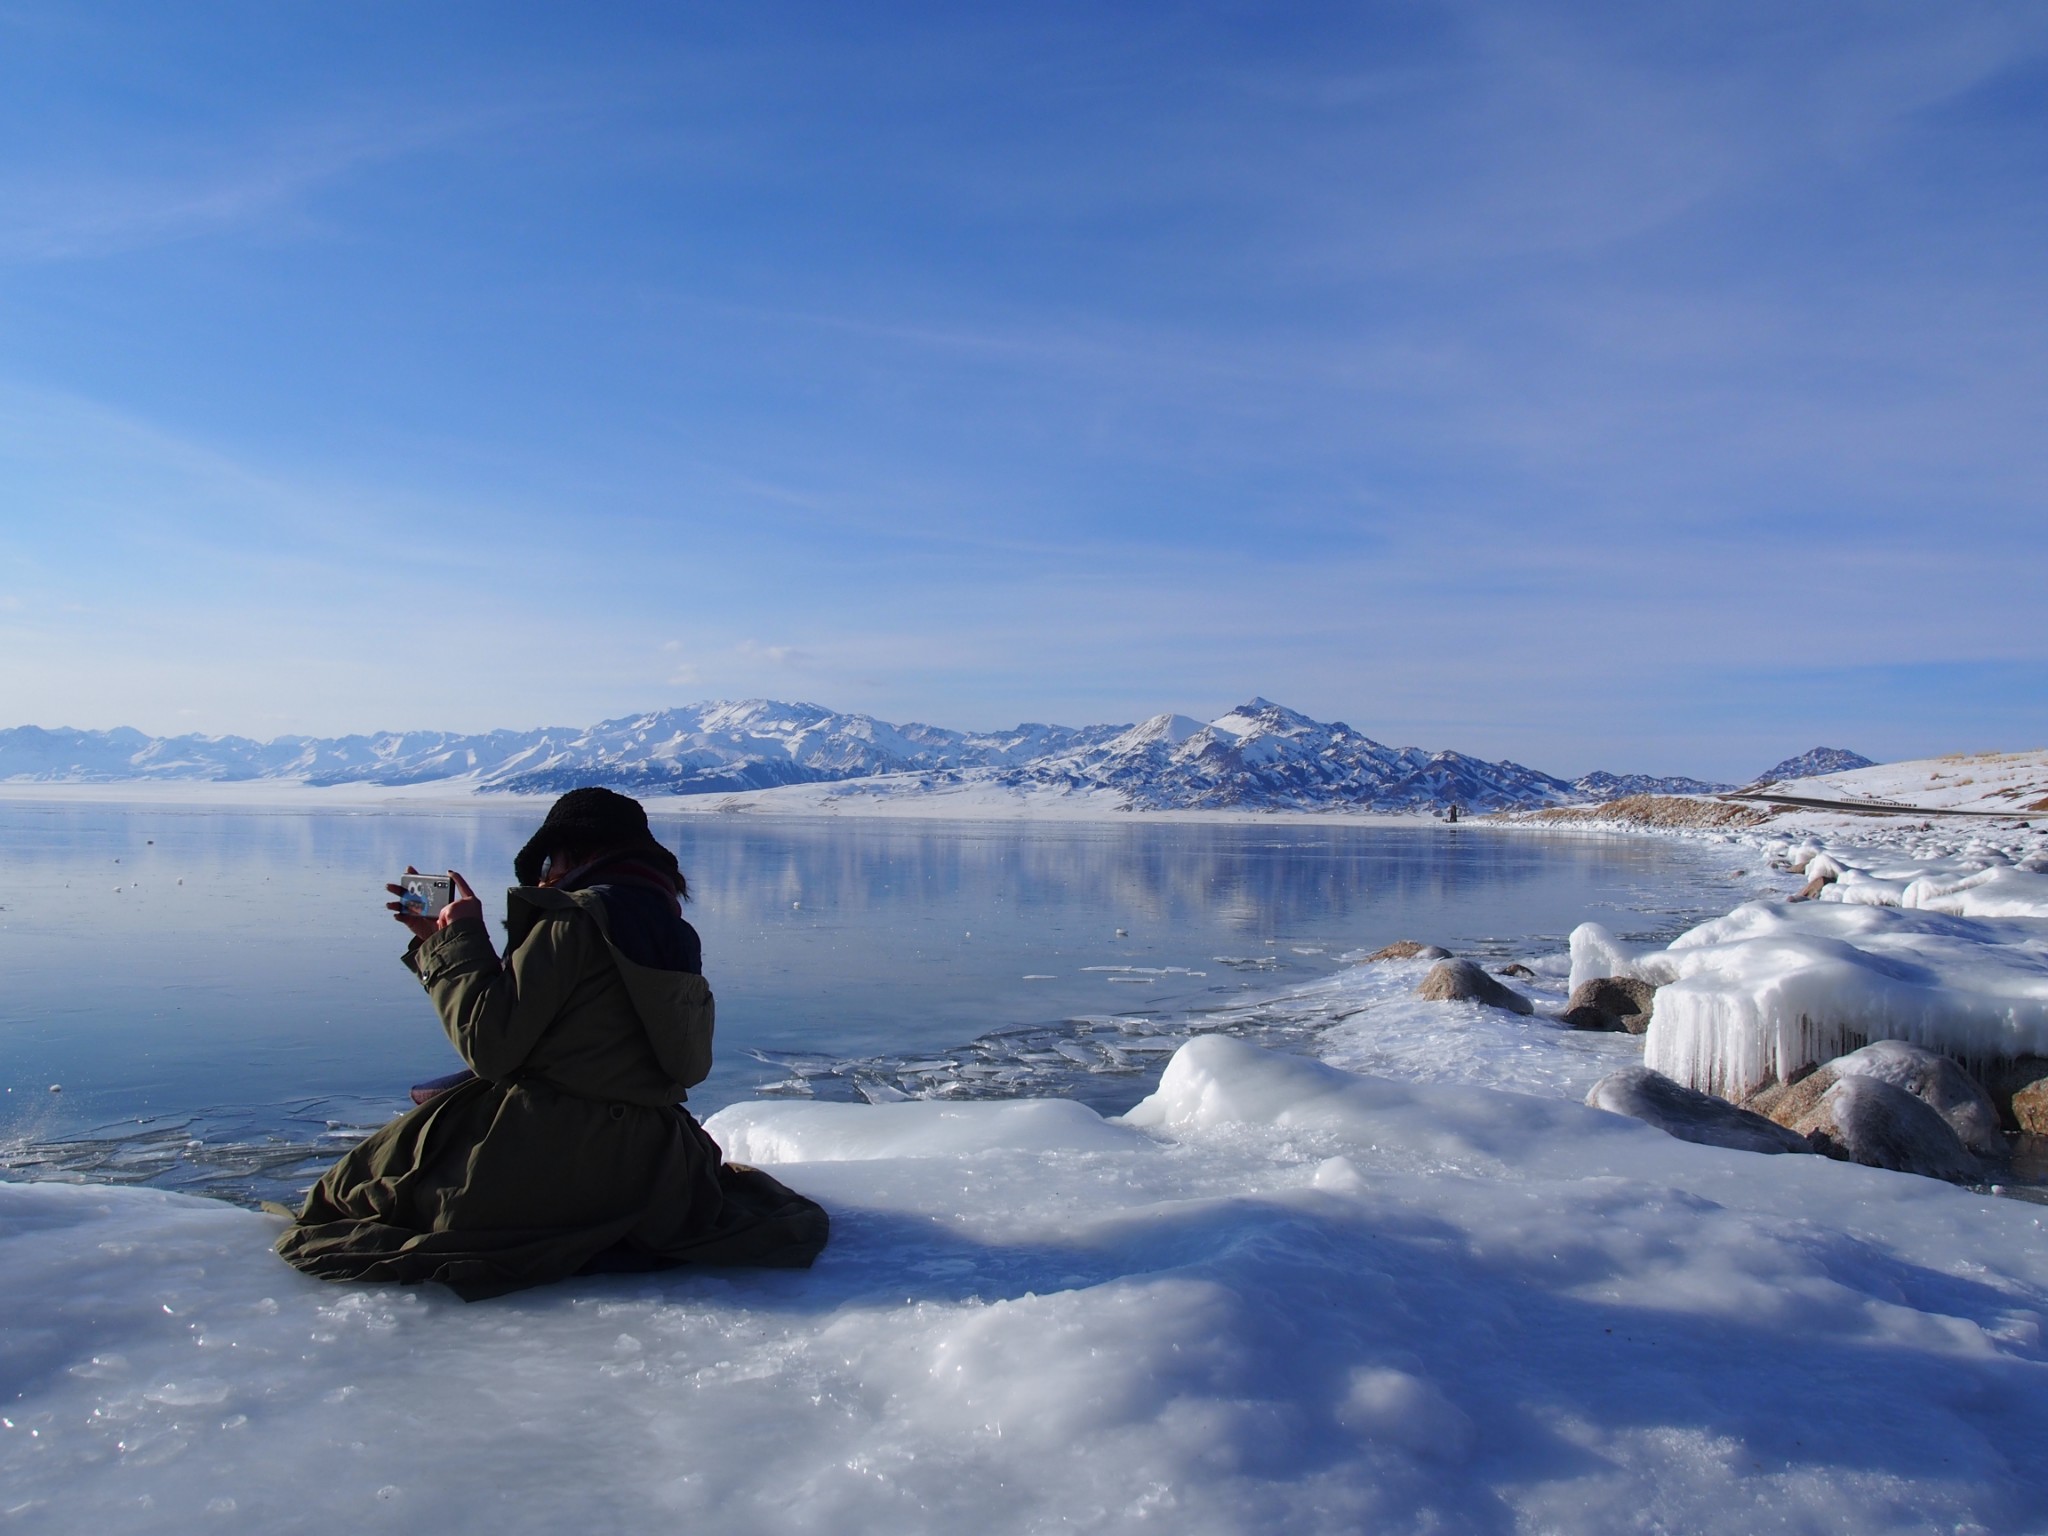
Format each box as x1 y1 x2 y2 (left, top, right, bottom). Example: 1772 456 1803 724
708 1097 1153 1163
6 1038 2048 1533
1833 860 2048 921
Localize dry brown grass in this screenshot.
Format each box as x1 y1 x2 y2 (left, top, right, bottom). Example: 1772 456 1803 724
1515 794 1783 830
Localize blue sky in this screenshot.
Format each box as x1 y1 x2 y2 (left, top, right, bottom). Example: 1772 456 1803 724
0 1 2042 779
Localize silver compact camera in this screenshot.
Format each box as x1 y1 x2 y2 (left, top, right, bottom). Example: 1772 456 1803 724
397 872 454 918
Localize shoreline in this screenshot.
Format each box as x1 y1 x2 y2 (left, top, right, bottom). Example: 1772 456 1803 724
0 776 1461 829
7 779 2037 865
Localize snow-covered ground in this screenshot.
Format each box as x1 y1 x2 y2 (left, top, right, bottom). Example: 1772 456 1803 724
7 1033 2047 1534
8 750 2048 1532
1765 748 2048 816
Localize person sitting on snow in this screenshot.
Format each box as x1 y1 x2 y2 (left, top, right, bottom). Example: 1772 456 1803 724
275 786 828 1299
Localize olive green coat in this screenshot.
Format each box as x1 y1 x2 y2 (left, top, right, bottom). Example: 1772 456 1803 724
275 886 827 1299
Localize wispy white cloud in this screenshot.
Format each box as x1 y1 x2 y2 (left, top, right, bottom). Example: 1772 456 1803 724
0 84 556 263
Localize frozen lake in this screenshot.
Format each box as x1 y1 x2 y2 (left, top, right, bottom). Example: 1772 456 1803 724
9 805 2048 1535
0 801 1762 1202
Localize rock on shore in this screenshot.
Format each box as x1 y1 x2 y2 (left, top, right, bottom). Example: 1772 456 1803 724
1787 1075 1982 1183
1416 959 1532 1015
1586 1067 1813 1155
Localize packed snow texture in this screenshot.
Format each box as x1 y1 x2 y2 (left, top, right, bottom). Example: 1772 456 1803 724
7 1036 2048 1534
1572 840 2048 1099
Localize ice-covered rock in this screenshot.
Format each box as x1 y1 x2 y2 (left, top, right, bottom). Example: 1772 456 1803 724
1788 1075 1981 1183
1416 959 1532 1015
1804 853 1849 883
1609 899 2048 1101
1780 841 1826 874
1585 1067 1814 1155
1365 940 1451 962
1830 1041 2005 1160
1567 923 1658 994
1896 866 2048 921
1560 976 1657 1034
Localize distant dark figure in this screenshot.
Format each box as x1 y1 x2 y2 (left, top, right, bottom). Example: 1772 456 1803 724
1446 804 1460 823
275 787 827 1299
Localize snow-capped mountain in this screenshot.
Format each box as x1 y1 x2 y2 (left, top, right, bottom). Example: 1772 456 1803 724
0 702 1868 814
475 701 1127 795
1571 770 1734 800
0 705 1128 796
1750 747 1877 786
1003 699 1580 812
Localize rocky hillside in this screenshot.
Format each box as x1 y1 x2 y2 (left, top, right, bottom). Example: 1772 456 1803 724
1751 747 1877 786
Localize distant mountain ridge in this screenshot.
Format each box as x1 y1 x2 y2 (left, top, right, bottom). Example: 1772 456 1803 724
0 701 1856 813
1750 747 1877 786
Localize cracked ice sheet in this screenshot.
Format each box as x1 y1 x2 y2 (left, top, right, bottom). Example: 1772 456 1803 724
6 1038 2048 1535
1294 955 1649 1102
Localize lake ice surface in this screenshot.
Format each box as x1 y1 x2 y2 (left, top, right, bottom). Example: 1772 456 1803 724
9 807 2046 1532
0 803 1766 1203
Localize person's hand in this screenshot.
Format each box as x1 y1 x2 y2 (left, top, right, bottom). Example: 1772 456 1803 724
386 866 439 941
441 870 483 930
385 867 483 941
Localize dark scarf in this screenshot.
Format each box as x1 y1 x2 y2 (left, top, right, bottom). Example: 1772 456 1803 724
562 856 701 975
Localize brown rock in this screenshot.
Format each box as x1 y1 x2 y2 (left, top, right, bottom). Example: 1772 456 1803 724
1493 962 1538 979
2014 1079 2048 1137
1367 941 1452 962
1417 959 1533 1015
1977 1056 2048 1133
1745 1065 1839 1128
1560 976 1657 1034
1788 873 1833 902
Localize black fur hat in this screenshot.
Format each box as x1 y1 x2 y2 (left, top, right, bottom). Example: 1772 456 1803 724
514 786 684 892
